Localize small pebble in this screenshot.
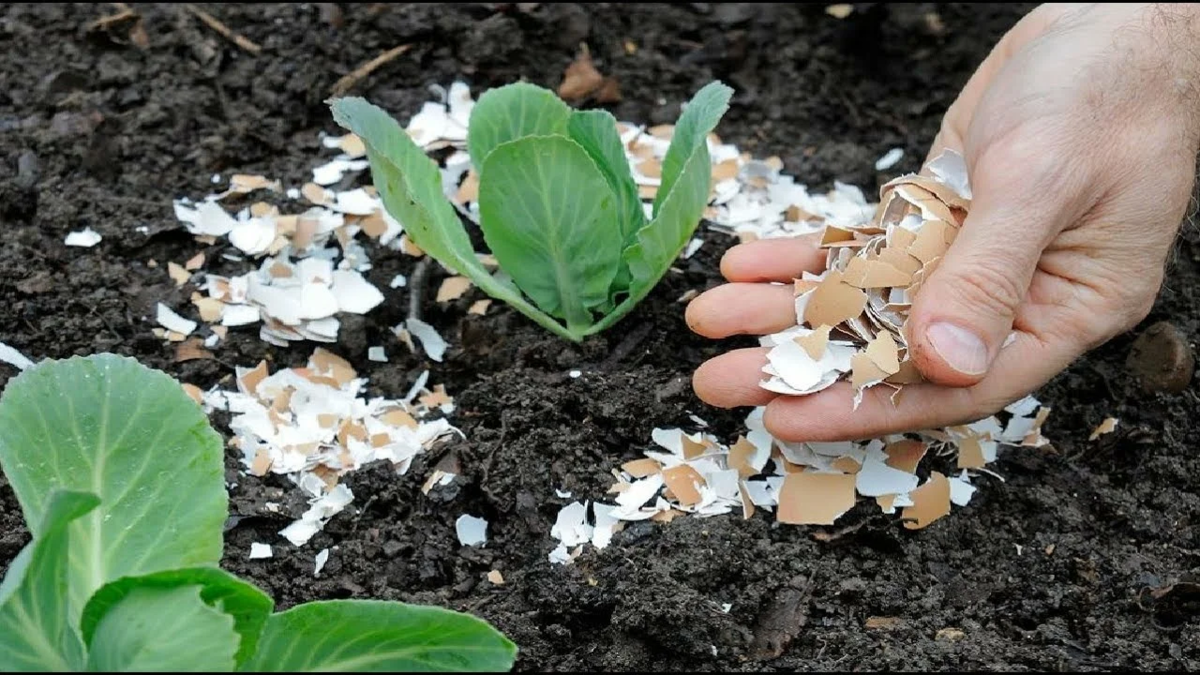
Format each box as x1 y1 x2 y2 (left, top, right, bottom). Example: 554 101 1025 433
16 150 39 189
1125 321 1194 393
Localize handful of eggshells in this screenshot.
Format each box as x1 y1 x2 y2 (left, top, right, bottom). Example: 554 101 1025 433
759 149 977 408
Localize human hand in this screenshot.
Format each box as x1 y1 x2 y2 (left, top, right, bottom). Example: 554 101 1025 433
687 3 1200 441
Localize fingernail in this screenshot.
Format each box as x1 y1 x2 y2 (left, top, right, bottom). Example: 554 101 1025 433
926 322 989 375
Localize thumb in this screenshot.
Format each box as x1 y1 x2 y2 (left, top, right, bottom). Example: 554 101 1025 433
905 155 1066 388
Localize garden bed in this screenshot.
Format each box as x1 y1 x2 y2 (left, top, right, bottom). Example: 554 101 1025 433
2 3 1199 670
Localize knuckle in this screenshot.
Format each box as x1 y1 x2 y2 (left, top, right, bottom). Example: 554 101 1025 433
935 111 964 148
1046 288 1141 353
942 256 1026 320
950 388 998 427
1124 301 1155 333
974 117 1091 196
1112 290 1158 339
972 391 1020 422
718 248 741 280
1088 276 1161 346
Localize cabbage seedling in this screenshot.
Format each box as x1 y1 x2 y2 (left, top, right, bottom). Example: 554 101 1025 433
0 354 516 672
329 81 733 341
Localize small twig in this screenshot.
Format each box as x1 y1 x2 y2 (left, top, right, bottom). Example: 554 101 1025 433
86 6 136 32
809 515 884 543
350 495 377 534
463 592 498 613
480 412 510 505
98 194 173 207
21 317 38 336
407 259 430 323
184 4 261 55
73 300 123 342
329 44 413 96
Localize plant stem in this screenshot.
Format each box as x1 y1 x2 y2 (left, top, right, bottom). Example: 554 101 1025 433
511 302 583 341
407 259 430 323
583 283 653 336
464 266 583 341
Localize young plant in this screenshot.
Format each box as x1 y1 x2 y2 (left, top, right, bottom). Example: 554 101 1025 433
329 80 733 341
0 354 516 672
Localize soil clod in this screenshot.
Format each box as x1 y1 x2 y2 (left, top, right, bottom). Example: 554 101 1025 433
749 574 813 661
1126 320 1195 393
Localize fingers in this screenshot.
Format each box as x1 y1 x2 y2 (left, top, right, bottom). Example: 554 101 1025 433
692 330 1073 441
685 283 796 339
687 236 824 339
764 380 973 444
692 347 778 409
719 235 826 283
761 330 1073 442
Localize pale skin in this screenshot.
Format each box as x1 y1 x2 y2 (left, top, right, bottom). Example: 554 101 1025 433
687 3 1200 441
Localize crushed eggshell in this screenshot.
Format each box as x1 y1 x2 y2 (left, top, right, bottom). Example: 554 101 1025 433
198 348 461 546
279 484 354 546
167 146 395 347
1089 417 1118 441
248 543 273 560
550 500 619 555
175 338 213 362
550 376 1051 562
422 469 456 495
313 157 370 186
826 4 854 19
156 303 197 337
436 276 472 302
948 471 976 507
0 342 34 370
168 262 191 287
778 472 857 526
403 318 448 362
902 472 951 530
856 454 919 497
331 270 385 314
65 227 102 247
874 147 904 171
456 514 488 547
181 383 204 405
314 548 330 576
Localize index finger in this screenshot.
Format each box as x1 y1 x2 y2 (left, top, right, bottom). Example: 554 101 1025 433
720 234 827 283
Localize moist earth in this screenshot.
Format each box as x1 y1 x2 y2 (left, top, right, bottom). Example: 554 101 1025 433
2 3 1199 671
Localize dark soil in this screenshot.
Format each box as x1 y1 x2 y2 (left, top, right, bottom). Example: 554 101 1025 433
3 3 1200 671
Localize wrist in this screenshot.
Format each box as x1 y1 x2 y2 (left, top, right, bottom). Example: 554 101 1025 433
1103 3 1200 146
